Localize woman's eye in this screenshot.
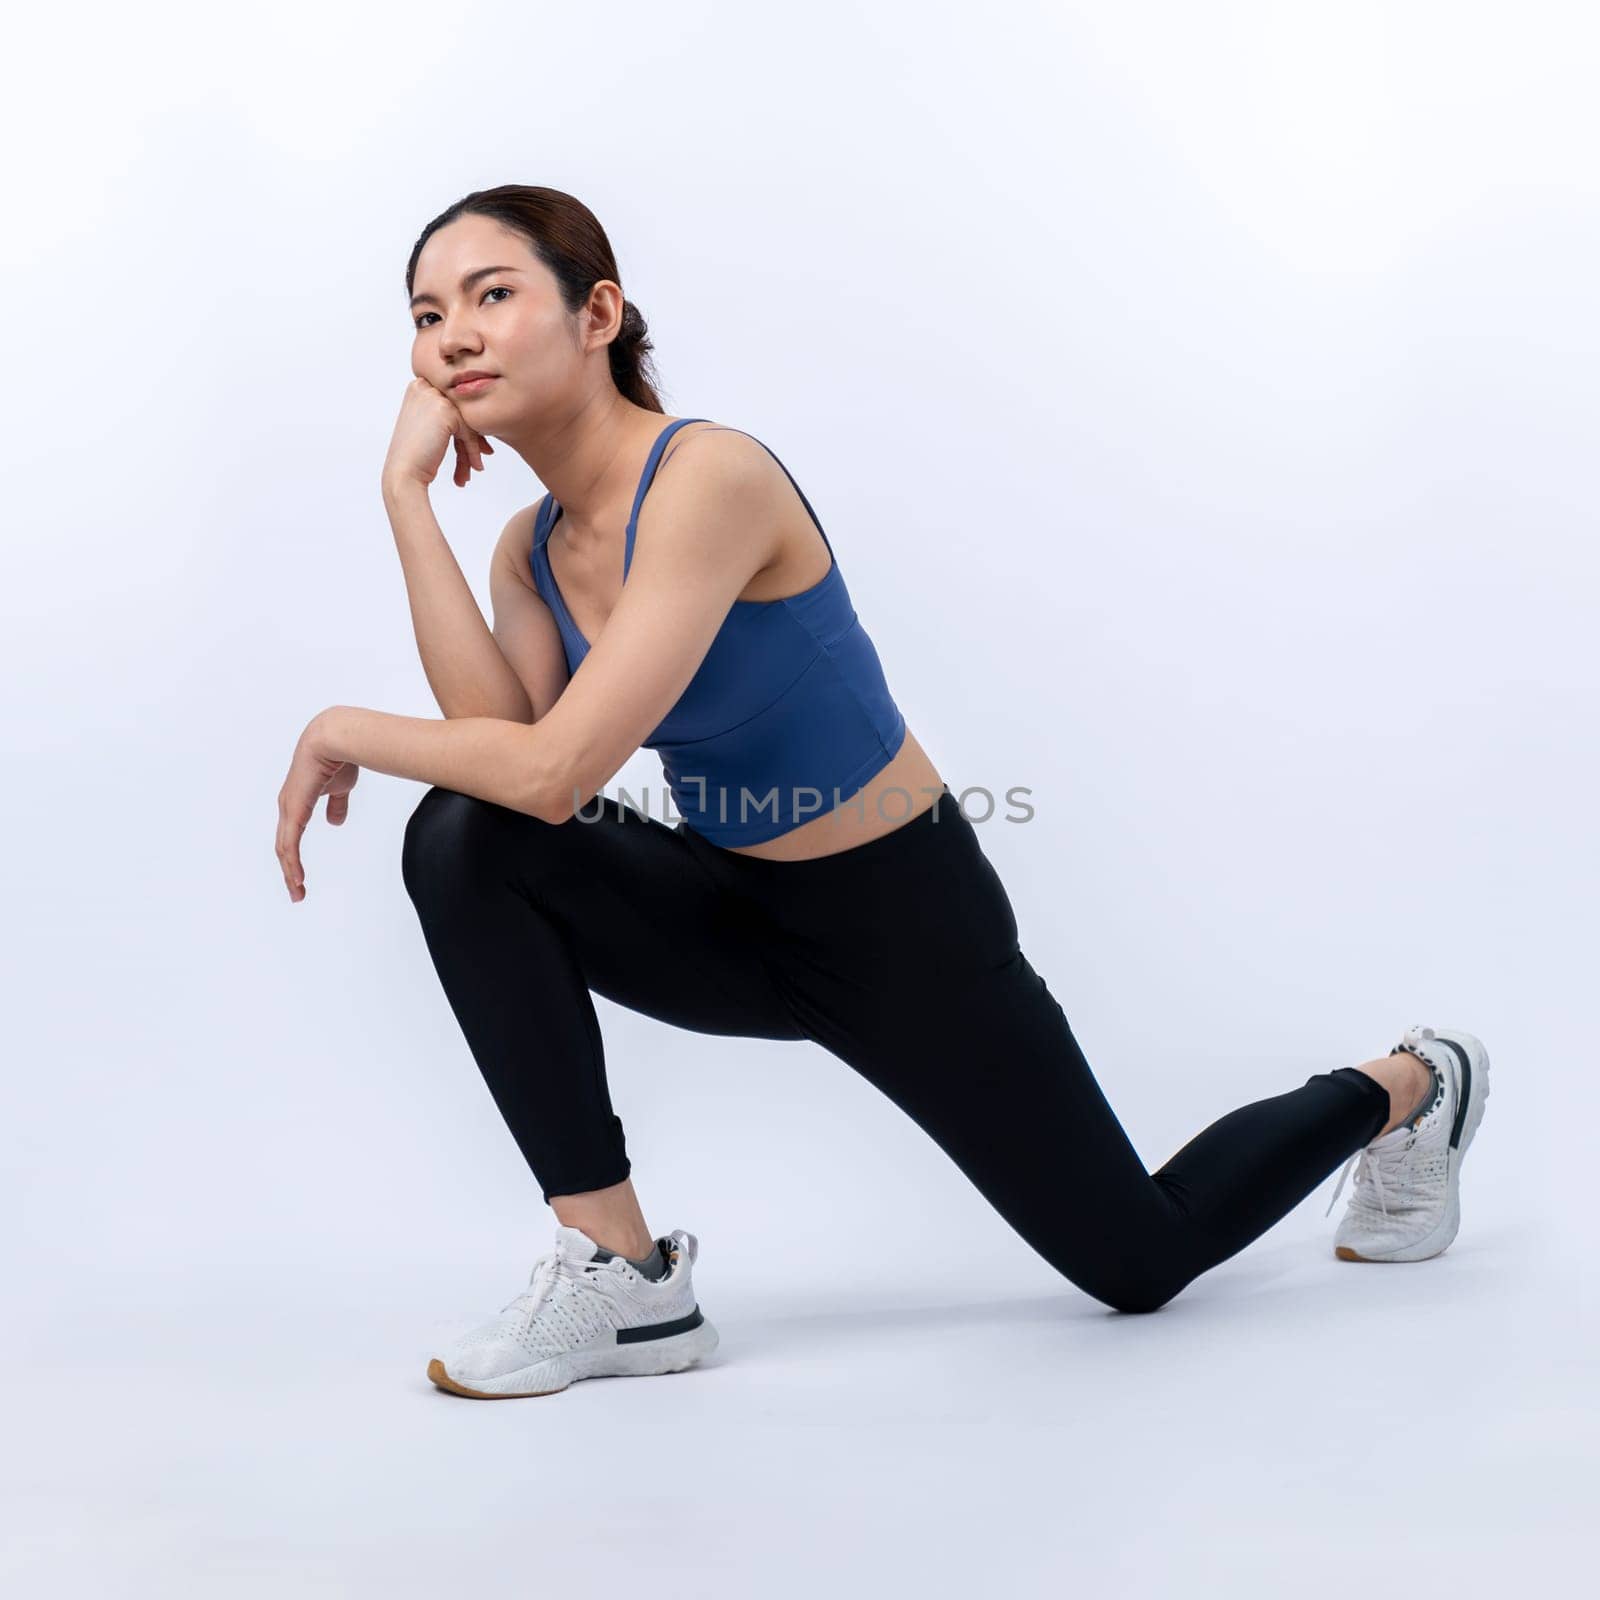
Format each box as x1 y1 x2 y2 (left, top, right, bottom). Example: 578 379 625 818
413 286 511 331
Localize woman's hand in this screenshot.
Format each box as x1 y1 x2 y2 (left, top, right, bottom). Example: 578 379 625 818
276 713 360 903
381 376 495 494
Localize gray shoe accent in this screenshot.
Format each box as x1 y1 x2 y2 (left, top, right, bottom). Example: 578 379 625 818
591 1240 670 1281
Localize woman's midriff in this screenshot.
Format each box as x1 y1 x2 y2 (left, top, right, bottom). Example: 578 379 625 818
715 724 945 862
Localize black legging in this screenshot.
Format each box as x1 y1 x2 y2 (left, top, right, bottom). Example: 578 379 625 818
401 783 1390 1313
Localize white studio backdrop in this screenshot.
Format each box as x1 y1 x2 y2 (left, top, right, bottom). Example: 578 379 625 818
2 1 1594 1594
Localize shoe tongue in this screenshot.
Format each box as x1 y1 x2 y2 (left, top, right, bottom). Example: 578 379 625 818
553 1224 602 1263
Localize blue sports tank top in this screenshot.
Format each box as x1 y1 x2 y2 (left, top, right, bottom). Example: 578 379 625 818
528 417 907 846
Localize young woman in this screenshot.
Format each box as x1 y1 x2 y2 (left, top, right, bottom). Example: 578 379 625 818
274 185 1492 1400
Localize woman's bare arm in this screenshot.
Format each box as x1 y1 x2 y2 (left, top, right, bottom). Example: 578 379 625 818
311 430 784 821
522 430 784 819
487 509 571 723
385 480 542 721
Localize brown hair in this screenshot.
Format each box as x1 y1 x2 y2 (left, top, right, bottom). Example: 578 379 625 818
405 185 665 413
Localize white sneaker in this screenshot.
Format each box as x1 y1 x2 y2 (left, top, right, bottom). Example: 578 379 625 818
1326 1024 1492 1263
427 1225 719 1398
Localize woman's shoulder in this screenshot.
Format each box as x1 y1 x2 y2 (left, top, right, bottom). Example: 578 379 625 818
658 417 778 479
493 501 543 587
651 419 829 593
656 421 810 536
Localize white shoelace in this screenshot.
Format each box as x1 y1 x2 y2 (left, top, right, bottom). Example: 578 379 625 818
501 1243 622 1324
1324 1129 1419 1219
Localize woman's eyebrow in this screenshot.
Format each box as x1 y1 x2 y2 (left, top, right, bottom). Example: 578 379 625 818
409 265 524 311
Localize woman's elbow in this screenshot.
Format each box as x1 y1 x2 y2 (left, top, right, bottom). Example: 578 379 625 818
519 719 616 827
529 783 577 826
521 748 586 826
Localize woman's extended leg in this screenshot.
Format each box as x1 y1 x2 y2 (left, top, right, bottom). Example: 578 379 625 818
840 946 1391 1313
680 789 1397 1314
400 787 804 1246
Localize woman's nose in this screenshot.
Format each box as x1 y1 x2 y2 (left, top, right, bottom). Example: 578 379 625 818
438 319 482 360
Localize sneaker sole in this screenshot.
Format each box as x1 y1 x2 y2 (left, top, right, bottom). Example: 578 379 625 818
1335 1027 1491 1263
426 1314 720 1399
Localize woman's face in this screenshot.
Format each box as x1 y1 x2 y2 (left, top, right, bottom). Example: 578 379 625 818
408 215 575 427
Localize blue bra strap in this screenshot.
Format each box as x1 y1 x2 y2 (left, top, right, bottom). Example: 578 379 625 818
533 491 556 547
623 417 710 580
621 418 837 579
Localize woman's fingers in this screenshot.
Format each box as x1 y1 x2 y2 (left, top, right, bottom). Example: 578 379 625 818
276 812 306 901
326 790 350 826
450 425 484 487
451 413 491 477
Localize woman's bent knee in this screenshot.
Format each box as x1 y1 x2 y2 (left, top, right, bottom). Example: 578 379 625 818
1102 1283 1180 1315
1089 1265 1190 1316
401 786 516 907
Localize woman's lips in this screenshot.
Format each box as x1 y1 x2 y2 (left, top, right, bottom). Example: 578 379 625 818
452 376 497 395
